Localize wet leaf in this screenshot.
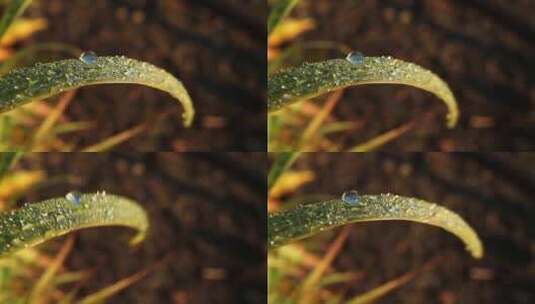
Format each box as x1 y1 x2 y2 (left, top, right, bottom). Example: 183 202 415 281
0 192 149 256
268 193 483 259
268 56 459 128
0 56 194 127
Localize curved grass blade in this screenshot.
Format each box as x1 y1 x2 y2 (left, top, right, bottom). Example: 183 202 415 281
268 0 300 35
0 56 194 127
268 57 459 128
268 193 483 258
0 192 149 257
0 0 32 40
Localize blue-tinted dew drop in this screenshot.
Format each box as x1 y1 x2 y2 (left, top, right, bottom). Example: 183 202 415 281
345 51 364 65
341 190 360 205
79 51 97 64
65 191 82 205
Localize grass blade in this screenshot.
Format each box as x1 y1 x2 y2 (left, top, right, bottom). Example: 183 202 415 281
298 226 351 303
0 192 149 257
0 151 18 180
348 122 413 152
80 123 145 152
268 152 301 191
0 0 32 40
268 0 300 35
0 56 194 127
28 235 74 303
78 256 168 304
298 90 343 150
268 56 459 128
347 256 441 304
31 90 76 147
268 193 483 258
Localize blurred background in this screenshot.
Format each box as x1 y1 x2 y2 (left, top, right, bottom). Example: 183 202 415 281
268 0 535 151
268 152 534 303
1 153 266 303
1 0 265 151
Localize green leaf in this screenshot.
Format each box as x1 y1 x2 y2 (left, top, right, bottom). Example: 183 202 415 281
268 0 300 35
0 192 149 257
268 193 483 259
0 0 32 40
268 56 459 128
0 56 195 127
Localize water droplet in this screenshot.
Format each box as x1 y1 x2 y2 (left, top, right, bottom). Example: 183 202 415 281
345 51 364 64
341 190 360 205
79 51 97 64
65 191 82 205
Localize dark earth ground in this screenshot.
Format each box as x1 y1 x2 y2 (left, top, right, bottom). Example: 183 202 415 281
17 153 266 303
23 0 265 151
284 0 535 151
281 152 534 303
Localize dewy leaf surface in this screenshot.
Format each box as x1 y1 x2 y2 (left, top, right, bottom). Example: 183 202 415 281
0 192 149 256
0 56 194 127
268 194 483 258
268 57 459 128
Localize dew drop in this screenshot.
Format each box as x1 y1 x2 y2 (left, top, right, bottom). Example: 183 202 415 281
79 51 97 64
65 191 82 205
341 190 360 205
345 51 364 65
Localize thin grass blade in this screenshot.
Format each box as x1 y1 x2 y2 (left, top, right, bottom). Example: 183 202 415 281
298 90 343 150
28 235 74 303
298 226 351 304
268 194 483 258
348 122 413 152
268 0 300 35
0 56 194 127
0 192 149 256
268 57 459 128
80 123 145 152
31 90 76 147
0 151 18 179
0 0 32 40
77 257 168 304
268 152 301 191
347 256 441 304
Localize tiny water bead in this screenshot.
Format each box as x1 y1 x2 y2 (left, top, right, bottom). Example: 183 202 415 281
341 190 360 205
345 51 364 65
79 51 97 64
65 191 82 205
